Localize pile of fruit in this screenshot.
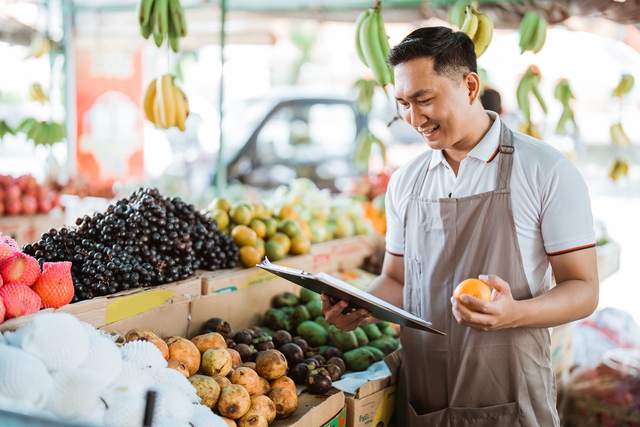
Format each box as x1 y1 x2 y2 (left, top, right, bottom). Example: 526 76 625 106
0 233 75 324
0 174 62 216
21 187 238 302
0 312 228 426
261 289 400 375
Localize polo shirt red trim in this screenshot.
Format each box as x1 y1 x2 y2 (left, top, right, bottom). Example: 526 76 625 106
547 243 596 256
486 145 500 163
386 250 404 257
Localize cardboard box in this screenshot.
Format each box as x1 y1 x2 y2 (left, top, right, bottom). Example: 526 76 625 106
199 253 313 295
271 391 345 427
0 212 66 246
345 349 402 427
309 234 384 274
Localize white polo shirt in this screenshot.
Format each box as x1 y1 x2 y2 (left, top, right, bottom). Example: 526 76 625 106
385 111 596 297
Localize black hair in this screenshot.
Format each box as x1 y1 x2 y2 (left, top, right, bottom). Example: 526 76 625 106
387 26 477 83
480 88 502 114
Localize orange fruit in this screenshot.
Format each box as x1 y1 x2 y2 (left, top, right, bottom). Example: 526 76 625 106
277 205 297 221
231 225 257 247
261 217 278 238
249 219 267 239
208 209 229 230
239 246 263 268
278 219 302 239
253 237 266 258
229 205 252 226
265 241 286 261
208 197 232 212
290 235 311 255
269 232 291 254
453 278 492 312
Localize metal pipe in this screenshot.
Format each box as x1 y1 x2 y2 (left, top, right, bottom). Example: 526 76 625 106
62 0 77 175
216 0 227 194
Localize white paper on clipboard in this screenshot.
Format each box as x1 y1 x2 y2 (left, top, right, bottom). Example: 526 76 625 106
257 259 445 335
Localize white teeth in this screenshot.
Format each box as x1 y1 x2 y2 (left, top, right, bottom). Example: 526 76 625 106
421 125 439 135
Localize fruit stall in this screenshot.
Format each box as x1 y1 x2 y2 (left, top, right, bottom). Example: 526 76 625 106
1 0 639 426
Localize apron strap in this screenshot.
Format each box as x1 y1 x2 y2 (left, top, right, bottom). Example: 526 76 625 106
410 151 433 196
496 121 516 190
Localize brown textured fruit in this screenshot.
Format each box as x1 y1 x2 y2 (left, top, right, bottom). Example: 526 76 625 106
255 349 288 380
220 417 238 427
218 384 252 420
191 332 228 354
270 376 296 395
166 336 201 376
212 375 232 390
230 367 262 396
227 348 243 371
237 411 268 427
243 362 257 371
257 377 271 396
125 329 169 360
189 374 221 409
167 358 190 378
249 395 276 423
269 387 298 419
201 347 233 377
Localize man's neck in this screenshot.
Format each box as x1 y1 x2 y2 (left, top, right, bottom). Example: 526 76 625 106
443 112 494 176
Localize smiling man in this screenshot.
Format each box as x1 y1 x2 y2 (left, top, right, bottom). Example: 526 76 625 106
322 26 599 426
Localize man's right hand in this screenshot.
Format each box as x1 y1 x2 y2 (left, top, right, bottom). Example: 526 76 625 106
321 294 371 332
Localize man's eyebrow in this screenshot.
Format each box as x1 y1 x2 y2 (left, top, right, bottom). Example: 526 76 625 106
396 88 435 101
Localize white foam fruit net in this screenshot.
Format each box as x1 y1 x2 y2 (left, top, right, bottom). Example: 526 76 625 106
45 368 107 423
152 417 192 427
102 389 145 427
151 384 194 423
78 334 123 387
0 344 53 409
155 368 201 404
110 360 156 391
190 404 230 427
120 340 168 371
9 312 90 372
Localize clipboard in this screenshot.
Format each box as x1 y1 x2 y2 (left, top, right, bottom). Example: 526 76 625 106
257 259 446 335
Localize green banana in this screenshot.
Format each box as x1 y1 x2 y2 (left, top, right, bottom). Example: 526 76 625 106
516 70 533 121
140 18 152 39
355 9 372 67
137 0 154 28
529 14 548 54
612 74 634 97
360 8 391 88
354 129 373 171
168 0 188 38
472 12 493 58
554 79 578 135
518 11 539 54
447 1 468 28
531 82 548 114
354 78 375 114
168 15 180 53
0 120 15 139
375 6 393 85
153 0 169 46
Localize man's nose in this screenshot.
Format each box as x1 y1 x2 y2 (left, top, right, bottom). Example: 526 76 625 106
407 106 424 128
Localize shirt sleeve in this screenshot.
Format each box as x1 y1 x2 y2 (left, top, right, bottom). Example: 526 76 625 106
384 171 405 256
540 157 596 255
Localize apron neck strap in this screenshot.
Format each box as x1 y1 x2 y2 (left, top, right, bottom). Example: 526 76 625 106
495 121 516 190
411 151 433 196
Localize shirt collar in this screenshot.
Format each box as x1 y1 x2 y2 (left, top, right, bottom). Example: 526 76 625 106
428 111 502 170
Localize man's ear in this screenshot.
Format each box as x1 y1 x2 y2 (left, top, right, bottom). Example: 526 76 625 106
464 72 481 103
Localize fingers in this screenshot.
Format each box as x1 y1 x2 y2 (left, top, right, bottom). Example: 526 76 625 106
450 296 496 332
479 274 507 293
321 293 371 332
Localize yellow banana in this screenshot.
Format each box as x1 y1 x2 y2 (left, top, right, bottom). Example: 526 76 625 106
355 9 372 67
610 123 630 147
155 77 167 128
173 85 187 131
472 12 493 58
158 74 176 129
142 78 158 124
612 74 634 97
609 159 629 181
518 120 541 139
460 7 478 39
529 14 548 54
360 8 391 88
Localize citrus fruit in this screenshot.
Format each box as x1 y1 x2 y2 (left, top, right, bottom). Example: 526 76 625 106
290 235 311 255
208 209 229 230
277 205 297 221
229 205 252 226
261 217 278 238
265 241 286 261
269 232 291 254
249 219 267 239
253 237 266 258
253 202 267 218
453 278 492 312
278 219 302 239
233 201 255 218
208 197 232 212
239 246 262 268
231 225 257 247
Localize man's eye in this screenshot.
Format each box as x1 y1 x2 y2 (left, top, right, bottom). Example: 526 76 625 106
400 103 410 109
418 99 432 105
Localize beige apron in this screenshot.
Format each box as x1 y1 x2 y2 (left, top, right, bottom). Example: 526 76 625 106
397 122 559 426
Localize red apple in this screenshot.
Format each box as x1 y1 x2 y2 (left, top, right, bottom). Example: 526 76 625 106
5 185 21 200
38 197 52 214
22 194 38 215
4 197 22 215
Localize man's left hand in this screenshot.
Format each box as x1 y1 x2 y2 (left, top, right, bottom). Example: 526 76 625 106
450 275 522 332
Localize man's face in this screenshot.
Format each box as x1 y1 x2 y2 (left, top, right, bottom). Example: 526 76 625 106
394 57 474 151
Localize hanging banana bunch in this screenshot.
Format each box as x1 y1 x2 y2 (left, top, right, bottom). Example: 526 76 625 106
458 5 494 59
29 83 49 104
355 1 393 88
17 119 66 146
610 123 630 147
0 120 15 139
354 79 376 114
612 74 634 97
447 1 469 28
554 79 578 135
26 33 51 59
354 129 386 172
143 74 189 131
138 0 188 52
609 159 629 181
518 11 548 54
517 66 546 139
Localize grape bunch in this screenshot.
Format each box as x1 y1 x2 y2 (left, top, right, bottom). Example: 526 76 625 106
22 188 238 303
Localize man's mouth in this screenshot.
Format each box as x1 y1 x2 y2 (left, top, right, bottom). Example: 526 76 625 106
419 124 440 136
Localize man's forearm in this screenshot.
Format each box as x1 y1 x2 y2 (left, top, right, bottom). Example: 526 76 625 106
365 274 405 308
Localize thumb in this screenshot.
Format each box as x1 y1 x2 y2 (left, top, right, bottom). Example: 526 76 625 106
478 274 510 294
